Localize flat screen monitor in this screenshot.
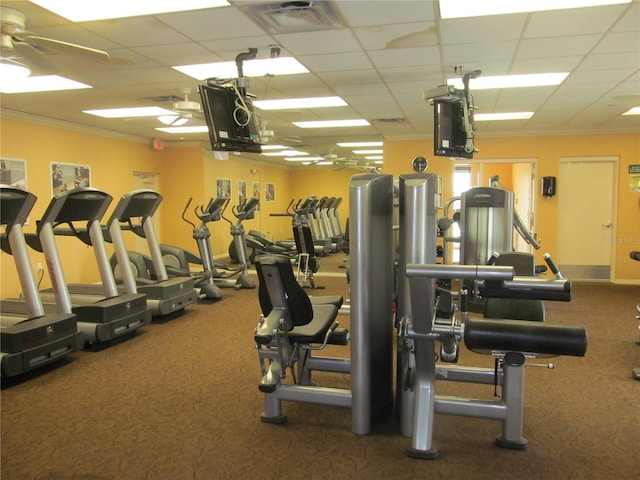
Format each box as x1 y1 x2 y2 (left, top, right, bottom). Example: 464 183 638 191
199 83 262 154
433 99 473 159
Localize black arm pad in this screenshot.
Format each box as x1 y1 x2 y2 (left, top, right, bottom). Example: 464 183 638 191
464 317 588 357
479 278 572 302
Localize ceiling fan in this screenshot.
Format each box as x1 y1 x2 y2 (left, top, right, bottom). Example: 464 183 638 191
258 120 306 146
161 89 203 125
138 88 203 126
0 6 132 74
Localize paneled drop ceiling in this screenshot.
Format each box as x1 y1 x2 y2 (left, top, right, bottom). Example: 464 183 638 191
1 0 639 168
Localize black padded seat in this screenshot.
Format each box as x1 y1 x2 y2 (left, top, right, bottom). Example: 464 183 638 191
255 304 338 345
254 254 344 346
310 295 343 309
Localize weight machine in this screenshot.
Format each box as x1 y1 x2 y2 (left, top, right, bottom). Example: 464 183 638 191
396 173 588 458
253 174 394 434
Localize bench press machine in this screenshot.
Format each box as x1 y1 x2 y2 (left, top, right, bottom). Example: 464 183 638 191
396 173 588 459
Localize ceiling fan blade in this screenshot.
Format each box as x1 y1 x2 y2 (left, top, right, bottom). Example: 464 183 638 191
11 40 59 74
25 35 111 63
105 55 136 66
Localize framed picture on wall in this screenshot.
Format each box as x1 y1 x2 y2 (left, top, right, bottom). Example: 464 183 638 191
51 162 90 195
238 180 247 205
1 158 27 189
216 178 231 199
265 182 275 202
252 181 260 212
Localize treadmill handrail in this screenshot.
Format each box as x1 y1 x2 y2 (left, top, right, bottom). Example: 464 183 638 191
37 187 112 235
107 189 162 225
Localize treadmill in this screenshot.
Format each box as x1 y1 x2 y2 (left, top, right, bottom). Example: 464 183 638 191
3 188 150 345
0 186 83 377
107 189 196 318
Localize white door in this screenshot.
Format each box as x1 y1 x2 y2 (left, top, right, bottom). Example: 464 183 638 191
132 172 160 255
557 157 616 280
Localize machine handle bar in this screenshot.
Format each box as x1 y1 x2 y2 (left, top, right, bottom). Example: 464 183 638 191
406 263 514 282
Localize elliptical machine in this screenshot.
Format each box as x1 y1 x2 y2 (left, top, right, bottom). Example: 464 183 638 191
225 197 260 278
162 196 255 294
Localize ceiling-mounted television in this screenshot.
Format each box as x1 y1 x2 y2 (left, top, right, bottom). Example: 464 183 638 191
433 98 473 159
199 83 262 154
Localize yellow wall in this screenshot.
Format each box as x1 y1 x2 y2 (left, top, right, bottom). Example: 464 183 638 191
1 118 639 300
385 133 640 281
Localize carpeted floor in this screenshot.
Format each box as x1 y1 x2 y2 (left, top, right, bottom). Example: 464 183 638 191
1 256 639 480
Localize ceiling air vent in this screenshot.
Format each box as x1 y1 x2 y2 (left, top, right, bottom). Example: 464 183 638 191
242 1 346 34
372 118 406 124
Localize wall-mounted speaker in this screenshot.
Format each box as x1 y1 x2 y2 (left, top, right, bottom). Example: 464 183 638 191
542 176 556 197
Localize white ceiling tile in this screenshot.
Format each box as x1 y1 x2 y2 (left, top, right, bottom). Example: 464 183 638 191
334 0 436 27
611 2 640 32
525 5 628 38
116 66 196 85
439 15 527 45
85 17 193 47
316 70 384 88
353 22 438 50
133 43 221 66
517 35 602 59
297 52 373 72
379 66 444 84
274 30 362 55
441 40 518 65
368 46 440 68
510 56 583 75
591 31 640 54
158 7 267 40
564 69 637 86
332 81 391 95
576 53 639 72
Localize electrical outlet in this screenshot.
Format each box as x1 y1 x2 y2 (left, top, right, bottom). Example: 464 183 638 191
36 262 43 272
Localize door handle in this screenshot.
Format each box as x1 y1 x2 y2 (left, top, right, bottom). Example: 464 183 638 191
601 223 612 228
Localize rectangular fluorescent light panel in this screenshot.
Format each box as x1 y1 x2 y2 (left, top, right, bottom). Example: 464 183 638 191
448 73 568 90
29 0 229 22
253 97 346 110
293 119 371 128
474 112 534 121
365 156 384 160
439 0 632 19
622 107 640 115
84 107 175 118
0 75 91 93
259 144 288 150
337 141 383 147
155 126 209 133
286 157 323 162
173 57 308 80
261 150 308 157
353 149 383 155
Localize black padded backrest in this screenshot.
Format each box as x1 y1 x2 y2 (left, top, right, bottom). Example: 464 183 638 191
293 225 315 256
494 252 535 276
255 254 313 330
485 251 544 321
